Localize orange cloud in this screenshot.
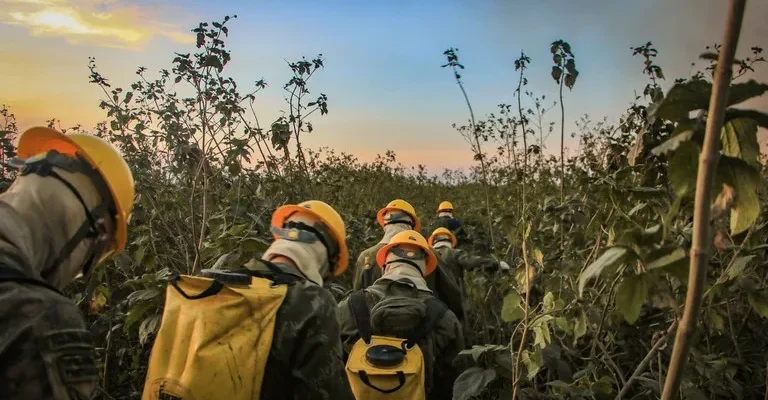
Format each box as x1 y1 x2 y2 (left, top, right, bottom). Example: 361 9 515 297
1 0 194 49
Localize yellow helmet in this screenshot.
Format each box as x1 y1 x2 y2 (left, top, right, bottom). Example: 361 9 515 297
428 227 457 248
376 230 437 276
16 127 135 261
376 199 421 231
271 200 349 276
437 201 454 214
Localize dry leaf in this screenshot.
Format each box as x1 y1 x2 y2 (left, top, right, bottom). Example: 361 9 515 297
711 183 735 219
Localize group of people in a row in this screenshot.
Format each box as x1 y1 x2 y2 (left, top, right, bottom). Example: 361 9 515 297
0 127 509 400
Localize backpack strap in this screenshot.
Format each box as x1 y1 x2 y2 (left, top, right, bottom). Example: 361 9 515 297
239 259 301 286
168 270 224 300
348 290 373 344
0 262 65 296
405 298 449 348
361 267 374 289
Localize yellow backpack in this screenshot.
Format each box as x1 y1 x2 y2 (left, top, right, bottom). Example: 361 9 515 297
344 290 448 400
142 264 296 400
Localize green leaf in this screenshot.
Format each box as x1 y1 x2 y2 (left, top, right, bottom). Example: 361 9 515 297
551 66 562 83
705 308 725 331
725 108 768 129
139 314 161 345
564 58 576 74
668 141 700 197
228 223 249 236
650 80 710 122
124 301 153 333
727 80 768 107
203 55 223 70
532 318 552 349
501 292 524 322
651 80 768 123
242 237 270 253
126 289 159 306
521 349 544 379
651 119 698 156
716 157 760 234
543 292 556 312
726 255 755 281
452 367 497 400
615 274 649 324
133 246 146 265
721 118 759 168
578 246 631 296
591 375 616 395
573 311 587 343
645 247 687 270
564 72 577 90
533 248 544 266
748 290 768 318
663 258 689 283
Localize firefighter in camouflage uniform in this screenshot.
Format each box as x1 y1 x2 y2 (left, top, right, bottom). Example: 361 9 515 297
241 200 354 400
0 127 135 400
352 199 464 321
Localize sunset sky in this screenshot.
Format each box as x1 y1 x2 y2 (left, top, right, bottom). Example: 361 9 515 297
1 0 766 171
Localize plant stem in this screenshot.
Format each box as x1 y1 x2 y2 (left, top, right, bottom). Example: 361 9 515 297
452 64 495 249
516 54 528 217
616 319 678 400
661 1 746 398
512 224 532 400
558 63 565 248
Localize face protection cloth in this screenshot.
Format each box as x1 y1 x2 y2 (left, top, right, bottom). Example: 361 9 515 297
380 250 431 293
264 212 330 286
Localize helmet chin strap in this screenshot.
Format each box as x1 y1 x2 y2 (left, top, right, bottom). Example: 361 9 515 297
17 150 115 280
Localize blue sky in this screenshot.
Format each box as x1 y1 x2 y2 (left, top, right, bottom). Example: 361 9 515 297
1 0 766 170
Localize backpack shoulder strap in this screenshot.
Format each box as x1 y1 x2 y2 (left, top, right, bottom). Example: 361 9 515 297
405 298 449 347
240 259 301 285
348 290 373 344
0 262 64 296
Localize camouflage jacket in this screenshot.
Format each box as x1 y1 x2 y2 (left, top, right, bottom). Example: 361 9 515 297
433 246 499 286
337 279 465 400
432 215 469 246
352 244 464 321
351 242 386 291
246 261 354 400
0 260 98 400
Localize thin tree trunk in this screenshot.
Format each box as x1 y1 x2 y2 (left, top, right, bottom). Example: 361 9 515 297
558 67 566 248
661 1 746 398
517 62 528 216
455 69 495 249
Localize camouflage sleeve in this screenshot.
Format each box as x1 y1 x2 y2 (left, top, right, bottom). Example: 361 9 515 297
352 251 366 291
431 311 465 399
0 286 98 400
455 249 499 271
286 289 354 400
337 296 359 359
353 248 382 290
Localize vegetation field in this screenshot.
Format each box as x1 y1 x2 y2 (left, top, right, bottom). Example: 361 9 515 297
1 14 767 400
